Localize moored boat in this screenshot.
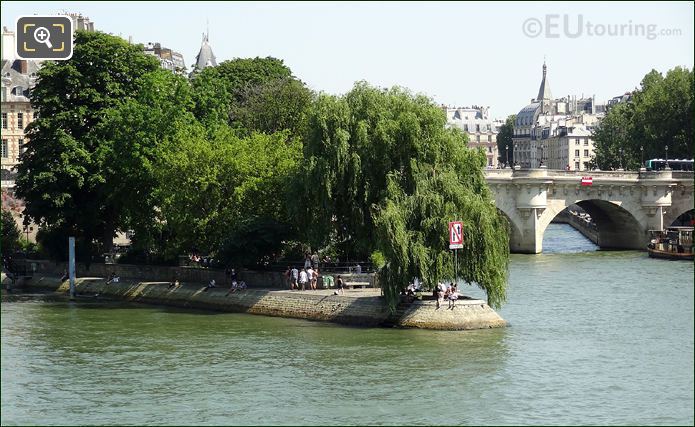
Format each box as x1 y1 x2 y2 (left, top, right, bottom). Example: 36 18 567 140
647 227 694 261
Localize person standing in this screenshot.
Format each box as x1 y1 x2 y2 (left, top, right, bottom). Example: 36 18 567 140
336 275 345 295
290 266 299 290
299 267 308 291
311 267 319 290
225 266 232 287
311 252 320 269
306 266 315 291
284 266 292 289
304 253 312 270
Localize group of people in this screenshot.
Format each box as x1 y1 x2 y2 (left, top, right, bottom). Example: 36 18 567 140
434 282 459 309
284 265 346 294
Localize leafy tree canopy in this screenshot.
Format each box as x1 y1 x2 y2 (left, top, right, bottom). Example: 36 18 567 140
496 114 516 166
301 82 509 309
592 67 693 170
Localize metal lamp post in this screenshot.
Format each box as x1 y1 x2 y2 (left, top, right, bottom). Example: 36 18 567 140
540 143 545 167
640 145 644 169
505 145 509 168
665 145 670 170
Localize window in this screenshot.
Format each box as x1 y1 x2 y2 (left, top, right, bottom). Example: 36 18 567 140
584 139 588 146
584 149 589 157
575 161 580 170
1 113 6 129
575 138 580 145
583 162 590 170
487 135 492 142
1 139 7 158
488 146 493 153
575 149 580 157
476 135 480 143
463 124 468 132
475 124 480 132
18 138 24 155
17 113 23 129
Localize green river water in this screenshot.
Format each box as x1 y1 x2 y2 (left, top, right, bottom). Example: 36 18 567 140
2 224 693 425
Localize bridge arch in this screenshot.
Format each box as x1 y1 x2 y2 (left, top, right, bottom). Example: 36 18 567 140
538 199 646 251
666 209 695 227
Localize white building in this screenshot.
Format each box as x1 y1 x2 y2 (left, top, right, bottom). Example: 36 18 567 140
513 62 605 170
143 42 186 74
445 105 502 168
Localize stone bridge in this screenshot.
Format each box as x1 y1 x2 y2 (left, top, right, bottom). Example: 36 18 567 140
484 169 694 253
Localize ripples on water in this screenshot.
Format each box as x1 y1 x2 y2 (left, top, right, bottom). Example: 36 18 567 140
2 224 693 425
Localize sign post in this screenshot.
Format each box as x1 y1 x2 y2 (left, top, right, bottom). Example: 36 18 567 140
68 236 76 300
449 221 464 285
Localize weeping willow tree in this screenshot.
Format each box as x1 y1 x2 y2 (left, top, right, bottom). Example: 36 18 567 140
301 82 509 310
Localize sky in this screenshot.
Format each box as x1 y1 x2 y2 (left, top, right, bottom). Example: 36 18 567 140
1 1 693 118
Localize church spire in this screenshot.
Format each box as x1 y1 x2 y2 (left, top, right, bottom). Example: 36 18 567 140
536 60 552 102
193 26 217 72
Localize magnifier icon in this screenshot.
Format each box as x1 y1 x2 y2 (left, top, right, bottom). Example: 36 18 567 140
33 26 53 49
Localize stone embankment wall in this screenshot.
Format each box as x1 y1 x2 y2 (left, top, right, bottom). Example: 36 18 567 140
552 208 599 245
6 273 507 331
16 260 376 290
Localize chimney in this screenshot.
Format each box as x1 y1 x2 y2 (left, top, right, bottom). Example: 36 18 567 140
19 60 28 74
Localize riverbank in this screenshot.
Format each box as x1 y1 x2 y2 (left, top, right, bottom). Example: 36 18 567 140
3 274 507 330
552 207 599 245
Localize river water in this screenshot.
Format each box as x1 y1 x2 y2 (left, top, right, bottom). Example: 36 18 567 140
2 224 693 425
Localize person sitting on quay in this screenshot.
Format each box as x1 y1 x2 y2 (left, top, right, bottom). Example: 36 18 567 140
448 283 459 309
203 278 216 292
226 280 247 295
168 271 180 289
105 272 119 285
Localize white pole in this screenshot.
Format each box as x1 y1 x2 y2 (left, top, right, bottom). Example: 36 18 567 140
68 237 76 300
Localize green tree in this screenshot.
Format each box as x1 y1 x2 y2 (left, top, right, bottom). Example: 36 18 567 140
592 67 693 169
1 210 21 257
96 69 196 257
230 77 313 139
496 114 516 166
155 126 301 263
301 82 509 309
191 57 310 136
15 31 161 261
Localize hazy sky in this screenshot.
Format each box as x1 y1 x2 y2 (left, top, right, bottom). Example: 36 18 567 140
2 1 693 118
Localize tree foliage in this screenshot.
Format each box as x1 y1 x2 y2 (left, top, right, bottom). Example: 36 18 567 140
301 82 509 309
15 31 161 259
155 126 301 263
191 57 311 136
1 210 21 257
592 67 693 170
496 114 515 166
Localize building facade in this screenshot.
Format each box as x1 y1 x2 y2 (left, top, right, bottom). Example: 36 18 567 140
143 42 186 74
445 106 502 168
1 58 39 187
512 63 604 170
